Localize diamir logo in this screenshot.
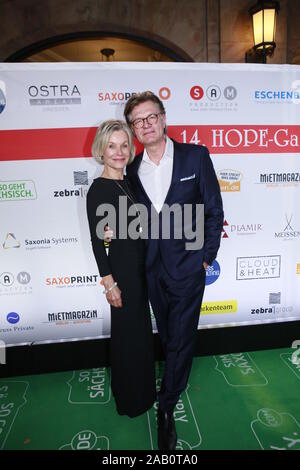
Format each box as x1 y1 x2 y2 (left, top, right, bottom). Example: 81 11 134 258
222 220 229 238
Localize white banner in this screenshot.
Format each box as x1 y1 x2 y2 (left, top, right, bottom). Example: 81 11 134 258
0 62 300 346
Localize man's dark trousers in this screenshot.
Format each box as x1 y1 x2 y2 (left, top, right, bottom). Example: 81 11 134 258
147 262 206 413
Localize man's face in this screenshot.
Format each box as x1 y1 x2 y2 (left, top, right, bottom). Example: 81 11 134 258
130 100 166 147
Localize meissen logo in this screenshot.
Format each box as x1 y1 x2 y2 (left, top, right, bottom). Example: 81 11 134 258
28 84 81 106
274 215 300 241
236 255 281 280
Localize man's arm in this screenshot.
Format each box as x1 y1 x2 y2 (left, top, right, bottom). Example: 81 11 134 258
198 146 224 266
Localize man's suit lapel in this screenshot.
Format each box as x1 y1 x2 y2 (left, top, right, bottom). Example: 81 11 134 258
164 140 185 206
128 140 186 209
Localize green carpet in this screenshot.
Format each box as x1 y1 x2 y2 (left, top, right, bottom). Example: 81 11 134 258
1 347 299 451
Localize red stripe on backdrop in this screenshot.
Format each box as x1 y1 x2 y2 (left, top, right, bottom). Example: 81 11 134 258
0 127 98 161
0 125 300 161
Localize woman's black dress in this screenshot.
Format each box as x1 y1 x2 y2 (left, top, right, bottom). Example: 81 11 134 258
86 176 156 418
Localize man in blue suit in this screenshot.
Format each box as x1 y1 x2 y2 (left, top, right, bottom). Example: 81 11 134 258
123 91 223 449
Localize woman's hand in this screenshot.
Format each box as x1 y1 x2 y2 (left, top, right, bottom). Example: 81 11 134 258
102 274 122 308
106 284 122 308
104 225 114 243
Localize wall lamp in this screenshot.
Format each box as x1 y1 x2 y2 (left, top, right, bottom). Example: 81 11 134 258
245 0 280 63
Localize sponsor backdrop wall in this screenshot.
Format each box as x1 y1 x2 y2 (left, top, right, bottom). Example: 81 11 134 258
0 62 300 348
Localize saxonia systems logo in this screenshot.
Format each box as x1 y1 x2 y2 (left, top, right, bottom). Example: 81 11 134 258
0 80 6 114
53 171 89 198
28 84 81 106
0 180 37 202
274 214 300 241
257 171 300 188
2 232 78 251
217 169 242 192
236 255 281 280
2 233 21 249
222 219 263 238
189 84 238 112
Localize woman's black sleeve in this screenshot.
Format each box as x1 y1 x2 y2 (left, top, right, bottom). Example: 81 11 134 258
86 183 112 278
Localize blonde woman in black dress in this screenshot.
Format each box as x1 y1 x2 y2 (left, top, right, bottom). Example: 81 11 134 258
86 120 156 418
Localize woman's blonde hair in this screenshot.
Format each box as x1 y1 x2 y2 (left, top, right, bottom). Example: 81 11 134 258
92 120 135 165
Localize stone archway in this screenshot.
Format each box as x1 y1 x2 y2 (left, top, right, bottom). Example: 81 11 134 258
5 29 193 62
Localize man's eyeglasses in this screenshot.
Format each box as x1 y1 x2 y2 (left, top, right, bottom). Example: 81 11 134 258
131 112 163 129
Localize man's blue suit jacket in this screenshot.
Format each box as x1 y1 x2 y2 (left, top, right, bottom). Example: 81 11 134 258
126 140 224 281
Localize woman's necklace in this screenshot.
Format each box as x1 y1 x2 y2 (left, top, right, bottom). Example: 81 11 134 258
113 178 143 233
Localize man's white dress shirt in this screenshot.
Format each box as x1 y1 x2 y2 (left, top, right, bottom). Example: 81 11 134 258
138 137 174 213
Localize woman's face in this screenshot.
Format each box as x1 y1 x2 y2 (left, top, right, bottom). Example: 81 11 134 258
102 130 130 171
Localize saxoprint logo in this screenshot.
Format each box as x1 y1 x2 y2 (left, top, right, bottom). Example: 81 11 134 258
158 87 171 100
98 90 137 105
0 80 6 114
28 84 81 106
205 260 220 285
45 274 99 288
